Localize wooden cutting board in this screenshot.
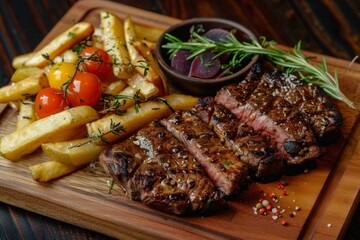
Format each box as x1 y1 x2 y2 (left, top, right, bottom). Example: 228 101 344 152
1 1 359 239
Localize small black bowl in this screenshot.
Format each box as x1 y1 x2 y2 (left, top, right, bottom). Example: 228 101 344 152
156 17 259 96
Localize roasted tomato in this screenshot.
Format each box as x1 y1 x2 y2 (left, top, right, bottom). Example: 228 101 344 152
35 88 69 118
66 72 102 107
48 62 77 90
80 47 111 79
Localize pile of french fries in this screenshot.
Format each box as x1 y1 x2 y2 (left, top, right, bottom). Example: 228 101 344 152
0 12 198 182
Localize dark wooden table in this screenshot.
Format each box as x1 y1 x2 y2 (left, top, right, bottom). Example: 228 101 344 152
0 0 359 239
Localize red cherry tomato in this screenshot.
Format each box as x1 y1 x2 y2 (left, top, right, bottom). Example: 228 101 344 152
66 72 102 107
35 88 69 119
80 47 111 79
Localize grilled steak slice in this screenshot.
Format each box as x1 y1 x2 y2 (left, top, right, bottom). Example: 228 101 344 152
134 120 224 212
215 69 324 165
211 104 285 179
192 97 284 179
161 111 249 195
132 162 189 215
272 72 343 141
100 138 189 215
99 139 144 199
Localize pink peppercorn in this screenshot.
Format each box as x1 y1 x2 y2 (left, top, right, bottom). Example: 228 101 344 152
281 220 288 226
259 208 266 215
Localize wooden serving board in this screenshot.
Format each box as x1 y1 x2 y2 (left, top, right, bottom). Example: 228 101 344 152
1 1 360 239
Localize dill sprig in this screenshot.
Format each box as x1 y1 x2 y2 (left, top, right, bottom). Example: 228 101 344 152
162 32 356 109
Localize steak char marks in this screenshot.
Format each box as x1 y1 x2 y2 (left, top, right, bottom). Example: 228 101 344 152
192 97 285 180
214 62 340 165
99 61 342 215
161 111 249 195
134 121 224 212
100 121 225 215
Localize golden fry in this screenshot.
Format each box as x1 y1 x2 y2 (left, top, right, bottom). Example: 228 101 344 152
103 79 128 95
16 99 36 130
133 41 168 96
124 15 161 97
24 22 94 68
11 67 44 83
12 52 35 69
87 94 199 145
42 138 106 166
0 73 48 103
100 11 133 79
29 161 79 182
135 24 164 42
0 106 99 161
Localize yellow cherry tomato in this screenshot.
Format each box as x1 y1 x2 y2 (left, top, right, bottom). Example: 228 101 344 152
48 62 76 89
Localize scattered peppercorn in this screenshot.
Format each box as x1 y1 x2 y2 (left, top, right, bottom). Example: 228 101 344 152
281 220 288 226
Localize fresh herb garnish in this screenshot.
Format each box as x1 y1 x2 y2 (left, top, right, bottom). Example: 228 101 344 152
162 31 356 109
67 31 77 38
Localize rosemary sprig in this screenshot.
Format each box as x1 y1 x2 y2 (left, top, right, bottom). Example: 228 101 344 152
162 32 356 109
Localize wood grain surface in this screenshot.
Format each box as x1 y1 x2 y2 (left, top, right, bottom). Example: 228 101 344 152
0 0 359 239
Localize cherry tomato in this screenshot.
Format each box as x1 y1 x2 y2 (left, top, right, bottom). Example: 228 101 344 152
35 88 69 119
48 62 76 89
80 47 111 79
66 72 102 107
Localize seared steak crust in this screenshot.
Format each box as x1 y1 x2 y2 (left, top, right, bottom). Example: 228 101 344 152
192 97 284 179
271 72 343 141
211 104 285 179
161 111 249 195
100 121 225 215
134 121 224 212
215 65 327 165
100 138 189 215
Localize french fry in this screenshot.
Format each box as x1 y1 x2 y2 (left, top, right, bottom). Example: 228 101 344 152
87 94 199 145
16 99 36 130
100 11 133 79
24 22 94 68
103 79 128 95
0 106 99 161
49 125 88 143
29 161 79 182
134 24 164 42
133 41 168 96
136 39 156 52
53 50 78 64
124 15 162 97
42 138 106 166
11 67 44 83
12 52 35 69
0 73 48 103
109 86 140 110
126 73 158 98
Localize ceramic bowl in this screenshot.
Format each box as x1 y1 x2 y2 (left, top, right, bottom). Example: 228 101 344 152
156 17 259 96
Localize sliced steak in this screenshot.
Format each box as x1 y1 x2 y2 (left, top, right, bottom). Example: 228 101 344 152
271 72 343 142
161 111 249 195
192 97 284 180
99 139 144 199
132 162 189 215
211 104 285 179
215 66 324 165
100 138 189 215
134 121 224 213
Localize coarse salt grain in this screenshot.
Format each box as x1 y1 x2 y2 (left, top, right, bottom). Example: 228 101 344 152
327 223 332 228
